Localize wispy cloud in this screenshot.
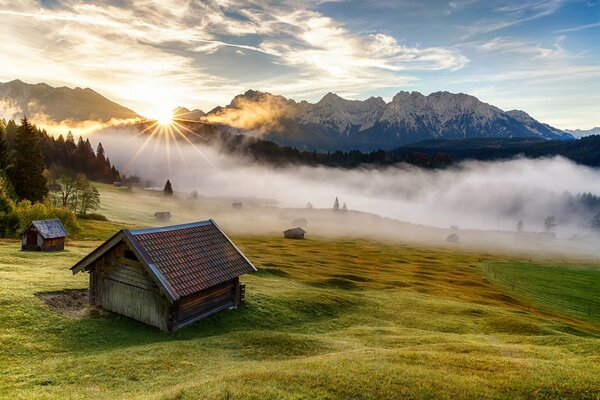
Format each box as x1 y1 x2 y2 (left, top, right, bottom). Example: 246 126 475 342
0 0 467 115
557 21 600 33
459 0 565 36
474 36 567 59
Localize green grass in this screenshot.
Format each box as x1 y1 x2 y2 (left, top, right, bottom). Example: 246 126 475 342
1 233 600 399
484 260 600 325
1 183 599 398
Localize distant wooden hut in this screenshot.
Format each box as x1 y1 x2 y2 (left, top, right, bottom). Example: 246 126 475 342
154 211 171 222
71 220 256 331
283 227 306 239
446 233 460 243
21 219 67 252
232 202 243 210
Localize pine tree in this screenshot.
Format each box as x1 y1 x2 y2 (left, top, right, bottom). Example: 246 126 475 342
342 202 348 211
163 179 173 196
9 117 48 202
96 142 106 162
4 120 17 145
0 123 9 170
333 196 340 211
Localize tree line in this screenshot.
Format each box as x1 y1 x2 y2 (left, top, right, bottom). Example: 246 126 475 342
218 133 453 169
0 117 117 237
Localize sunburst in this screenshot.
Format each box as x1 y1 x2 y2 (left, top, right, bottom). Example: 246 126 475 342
122 110 215 178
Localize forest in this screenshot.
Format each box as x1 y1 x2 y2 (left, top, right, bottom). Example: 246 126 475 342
0 118 121 237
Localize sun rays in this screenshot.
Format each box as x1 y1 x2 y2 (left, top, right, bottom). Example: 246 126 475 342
123 112 216 177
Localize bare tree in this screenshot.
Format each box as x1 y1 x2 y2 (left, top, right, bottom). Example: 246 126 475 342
516 220 524 233
592 213 600 231
543 216 557 232
48 174 100 215
49 175 79 208
75 175 100 215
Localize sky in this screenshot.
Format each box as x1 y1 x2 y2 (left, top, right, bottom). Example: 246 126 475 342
0 0 598 129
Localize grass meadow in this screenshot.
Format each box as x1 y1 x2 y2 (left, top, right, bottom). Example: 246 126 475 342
0 185 599 399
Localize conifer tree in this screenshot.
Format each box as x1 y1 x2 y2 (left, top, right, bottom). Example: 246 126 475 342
0 123 9 170
333 196 340 211
9 117 48 202
163 179 173 196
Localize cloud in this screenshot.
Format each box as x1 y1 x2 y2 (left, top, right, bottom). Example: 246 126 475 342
459 0 566 36
475 36 566 59
201 93 294 132
557 21 600 33
0 0 467 115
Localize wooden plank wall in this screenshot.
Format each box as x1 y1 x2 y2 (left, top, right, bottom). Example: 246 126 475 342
177 279 236 324
95 243 170 331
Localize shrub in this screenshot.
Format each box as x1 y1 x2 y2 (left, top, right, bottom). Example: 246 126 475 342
0 192 19 238
77 213 108 221
14 200 80 236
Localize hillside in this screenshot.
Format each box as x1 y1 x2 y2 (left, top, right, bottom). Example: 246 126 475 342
1 234 600 399
0 80 141 122
1 183 600 398
391 135 600 167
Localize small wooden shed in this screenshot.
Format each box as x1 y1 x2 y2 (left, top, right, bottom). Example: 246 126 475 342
283 227 306 239
22 218 67 251
232 202 243 210
71 220 256 331
154 211 171 222
446 233 460 243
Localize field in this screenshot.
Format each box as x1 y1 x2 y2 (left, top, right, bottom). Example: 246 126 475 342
1 185 600 399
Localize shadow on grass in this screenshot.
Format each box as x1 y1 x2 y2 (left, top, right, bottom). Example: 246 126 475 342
40 278 365 354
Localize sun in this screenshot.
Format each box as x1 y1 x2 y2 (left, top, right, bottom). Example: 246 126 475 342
151 108 174 125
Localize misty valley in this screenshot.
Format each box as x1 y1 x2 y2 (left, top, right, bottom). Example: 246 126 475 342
2 2 600 398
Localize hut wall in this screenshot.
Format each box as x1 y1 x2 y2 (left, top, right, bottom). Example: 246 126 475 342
284 231 304 239
92 243 171 331
175 278 238 329
41 237 65 251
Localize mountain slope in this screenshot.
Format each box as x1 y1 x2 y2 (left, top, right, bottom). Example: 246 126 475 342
0 79 141 122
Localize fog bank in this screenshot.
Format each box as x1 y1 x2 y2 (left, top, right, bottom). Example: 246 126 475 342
91 129 600 241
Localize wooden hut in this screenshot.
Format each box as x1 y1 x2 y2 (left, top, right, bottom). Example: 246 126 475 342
446 233 460 243
21 218 67 251
154 211 171 222
71 220 256 331
232 202 243 210
283 227 306 239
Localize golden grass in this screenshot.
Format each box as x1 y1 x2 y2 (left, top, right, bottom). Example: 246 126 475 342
1 233 599 399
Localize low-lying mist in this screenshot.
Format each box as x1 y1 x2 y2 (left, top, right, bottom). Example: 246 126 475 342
91 128 600 256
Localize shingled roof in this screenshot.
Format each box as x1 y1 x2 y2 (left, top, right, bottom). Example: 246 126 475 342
24 219 68 239
71 220 256 302
284 227 306 235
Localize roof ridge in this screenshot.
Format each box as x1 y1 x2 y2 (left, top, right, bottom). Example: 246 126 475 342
130 220 213 235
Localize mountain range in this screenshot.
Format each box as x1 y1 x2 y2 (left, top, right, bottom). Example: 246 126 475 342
205 90 573 151
0 79 577 151
0 79 140 122
564 127 600 138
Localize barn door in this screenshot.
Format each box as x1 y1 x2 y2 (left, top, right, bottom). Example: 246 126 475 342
26 230 39 250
